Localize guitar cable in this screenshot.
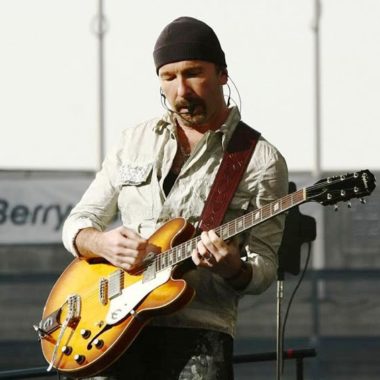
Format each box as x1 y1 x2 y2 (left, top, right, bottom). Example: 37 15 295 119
280 241 312 373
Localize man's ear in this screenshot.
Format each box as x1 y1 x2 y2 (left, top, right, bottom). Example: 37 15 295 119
219 68 229 85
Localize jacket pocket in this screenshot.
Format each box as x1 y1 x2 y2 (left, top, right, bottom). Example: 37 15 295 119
119 162 153 186
118 162 154 222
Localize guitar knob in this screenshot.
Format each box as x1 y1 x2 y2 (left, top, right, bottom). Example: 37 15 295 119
360 198 366 204
94 338 104 349
61 345 72 355
74 354 86 364
80 329 91 339
347 202 352 208
334 204 339 212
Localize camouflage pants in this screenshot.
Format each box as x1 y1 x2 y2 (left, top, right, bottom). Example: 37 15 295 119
63 326 233 380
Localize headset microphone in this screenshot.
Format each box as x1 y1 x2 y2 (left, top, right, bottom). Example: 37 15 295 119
160 90 196 116
187 103 195 115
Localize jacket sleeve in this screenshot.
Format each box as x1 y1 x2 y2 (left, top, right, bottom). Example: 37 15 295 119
239 148 289 295
62 143 122 256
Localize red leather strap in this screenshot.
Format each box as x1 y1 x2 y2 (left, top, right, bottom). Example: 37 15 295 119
198 121 261 232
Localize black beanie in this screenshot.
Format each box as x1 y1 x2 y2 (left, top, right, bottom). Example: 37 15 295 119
153 16 227 74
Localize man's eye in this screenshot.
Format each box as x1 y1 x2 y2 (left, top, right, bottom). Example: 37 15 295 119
162 75 175 81
187 70 202 78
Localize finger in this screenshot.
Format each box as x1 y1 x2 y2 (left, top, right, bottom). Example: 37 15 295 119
195 240 214 264
191 249 202 266
199 231 223 260
199 231 216 253
207 230 228 255
192 248 213 267
116 236 148 252
114 245 157 271
109 254 136 270
197 239 209 256
119 226 147 245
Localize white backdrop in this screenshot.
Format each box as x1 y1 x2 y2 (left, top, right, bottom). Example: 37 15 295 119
0 0 379 171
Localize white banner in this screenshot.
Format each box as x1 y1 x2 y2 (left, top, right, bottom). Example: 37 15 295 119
0 175 93 244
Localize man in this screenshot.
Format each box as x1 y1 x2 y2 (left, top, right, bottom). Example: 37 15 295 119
63 16 288 379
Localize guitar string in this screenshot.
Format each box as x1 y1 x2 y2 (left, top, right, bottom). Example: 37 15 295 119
150 173 362 272
54 174 361 316
151 190 303 273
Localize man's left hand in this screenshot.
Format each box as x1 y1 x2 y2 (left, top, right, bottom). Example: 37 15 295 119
191 230 243 279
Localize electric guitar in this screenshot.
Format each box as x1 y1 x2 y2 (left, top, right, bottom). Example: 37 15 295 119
35 170 375 377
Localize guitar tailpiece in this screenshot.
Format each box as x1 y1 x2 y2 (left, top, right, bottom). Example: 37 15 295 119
33 324 48 340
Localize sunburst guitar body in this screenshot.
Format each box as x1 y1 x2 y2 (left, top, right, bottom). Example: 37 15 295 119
39 218 195 377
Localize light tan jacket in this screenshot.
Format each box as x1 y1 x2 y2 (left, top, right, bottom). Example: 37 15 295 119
62 107 288 336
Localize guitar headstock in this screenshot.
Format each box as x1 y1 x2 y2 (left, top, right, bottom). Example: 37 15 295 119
307 170 376 206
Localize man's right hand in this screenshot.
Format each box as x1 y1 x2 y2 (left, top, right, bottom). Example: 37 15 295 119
75 226 149 272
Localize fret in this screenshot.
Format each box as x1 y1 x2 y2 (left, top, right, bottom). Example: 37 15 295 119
293 189 304 204
155 256 160 271
261 204 271 219
168 251 173 265
289 190 297 205
233 218 238 233
223 224 229 239
290 192 296 204
186 241 193 257
182 244 187 259
236 217 244 232
272 201 281 214
177 245 183 261
245 211 253 228
281 194 291 210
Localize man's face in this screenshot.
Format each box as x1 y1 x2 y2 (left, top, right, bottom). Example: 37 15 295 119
159 60 228 127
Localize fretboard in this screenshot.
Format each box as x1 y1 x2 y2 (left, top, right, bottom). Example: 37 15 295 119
153 188 306 273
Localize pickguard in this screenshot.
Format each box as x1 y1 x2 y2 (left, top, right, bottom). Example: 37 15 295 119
105 268 172 324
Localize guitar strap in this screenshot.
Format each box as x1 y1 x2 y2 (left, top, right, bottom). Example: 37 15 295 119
198 120 261 232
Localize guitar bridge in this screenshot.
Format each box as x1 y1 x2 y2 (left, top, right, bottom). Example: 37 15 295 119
66 294 81 326
99 277 109 305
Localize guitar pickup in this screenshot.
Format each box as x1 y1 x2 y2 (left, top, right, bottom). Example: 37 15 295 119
99 277 108 305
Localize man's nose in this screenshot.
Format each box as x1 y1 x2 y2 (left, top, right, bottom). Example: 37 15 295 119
177 78 190 97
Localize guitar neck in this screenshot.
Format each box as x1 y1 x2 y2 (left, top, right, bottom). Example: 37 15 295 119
153 188 307 273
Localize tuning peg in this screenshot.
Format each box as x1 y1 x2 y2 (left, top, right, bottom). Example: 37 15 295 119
360 198 367 204
334 204 339 211
347 202 352 208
